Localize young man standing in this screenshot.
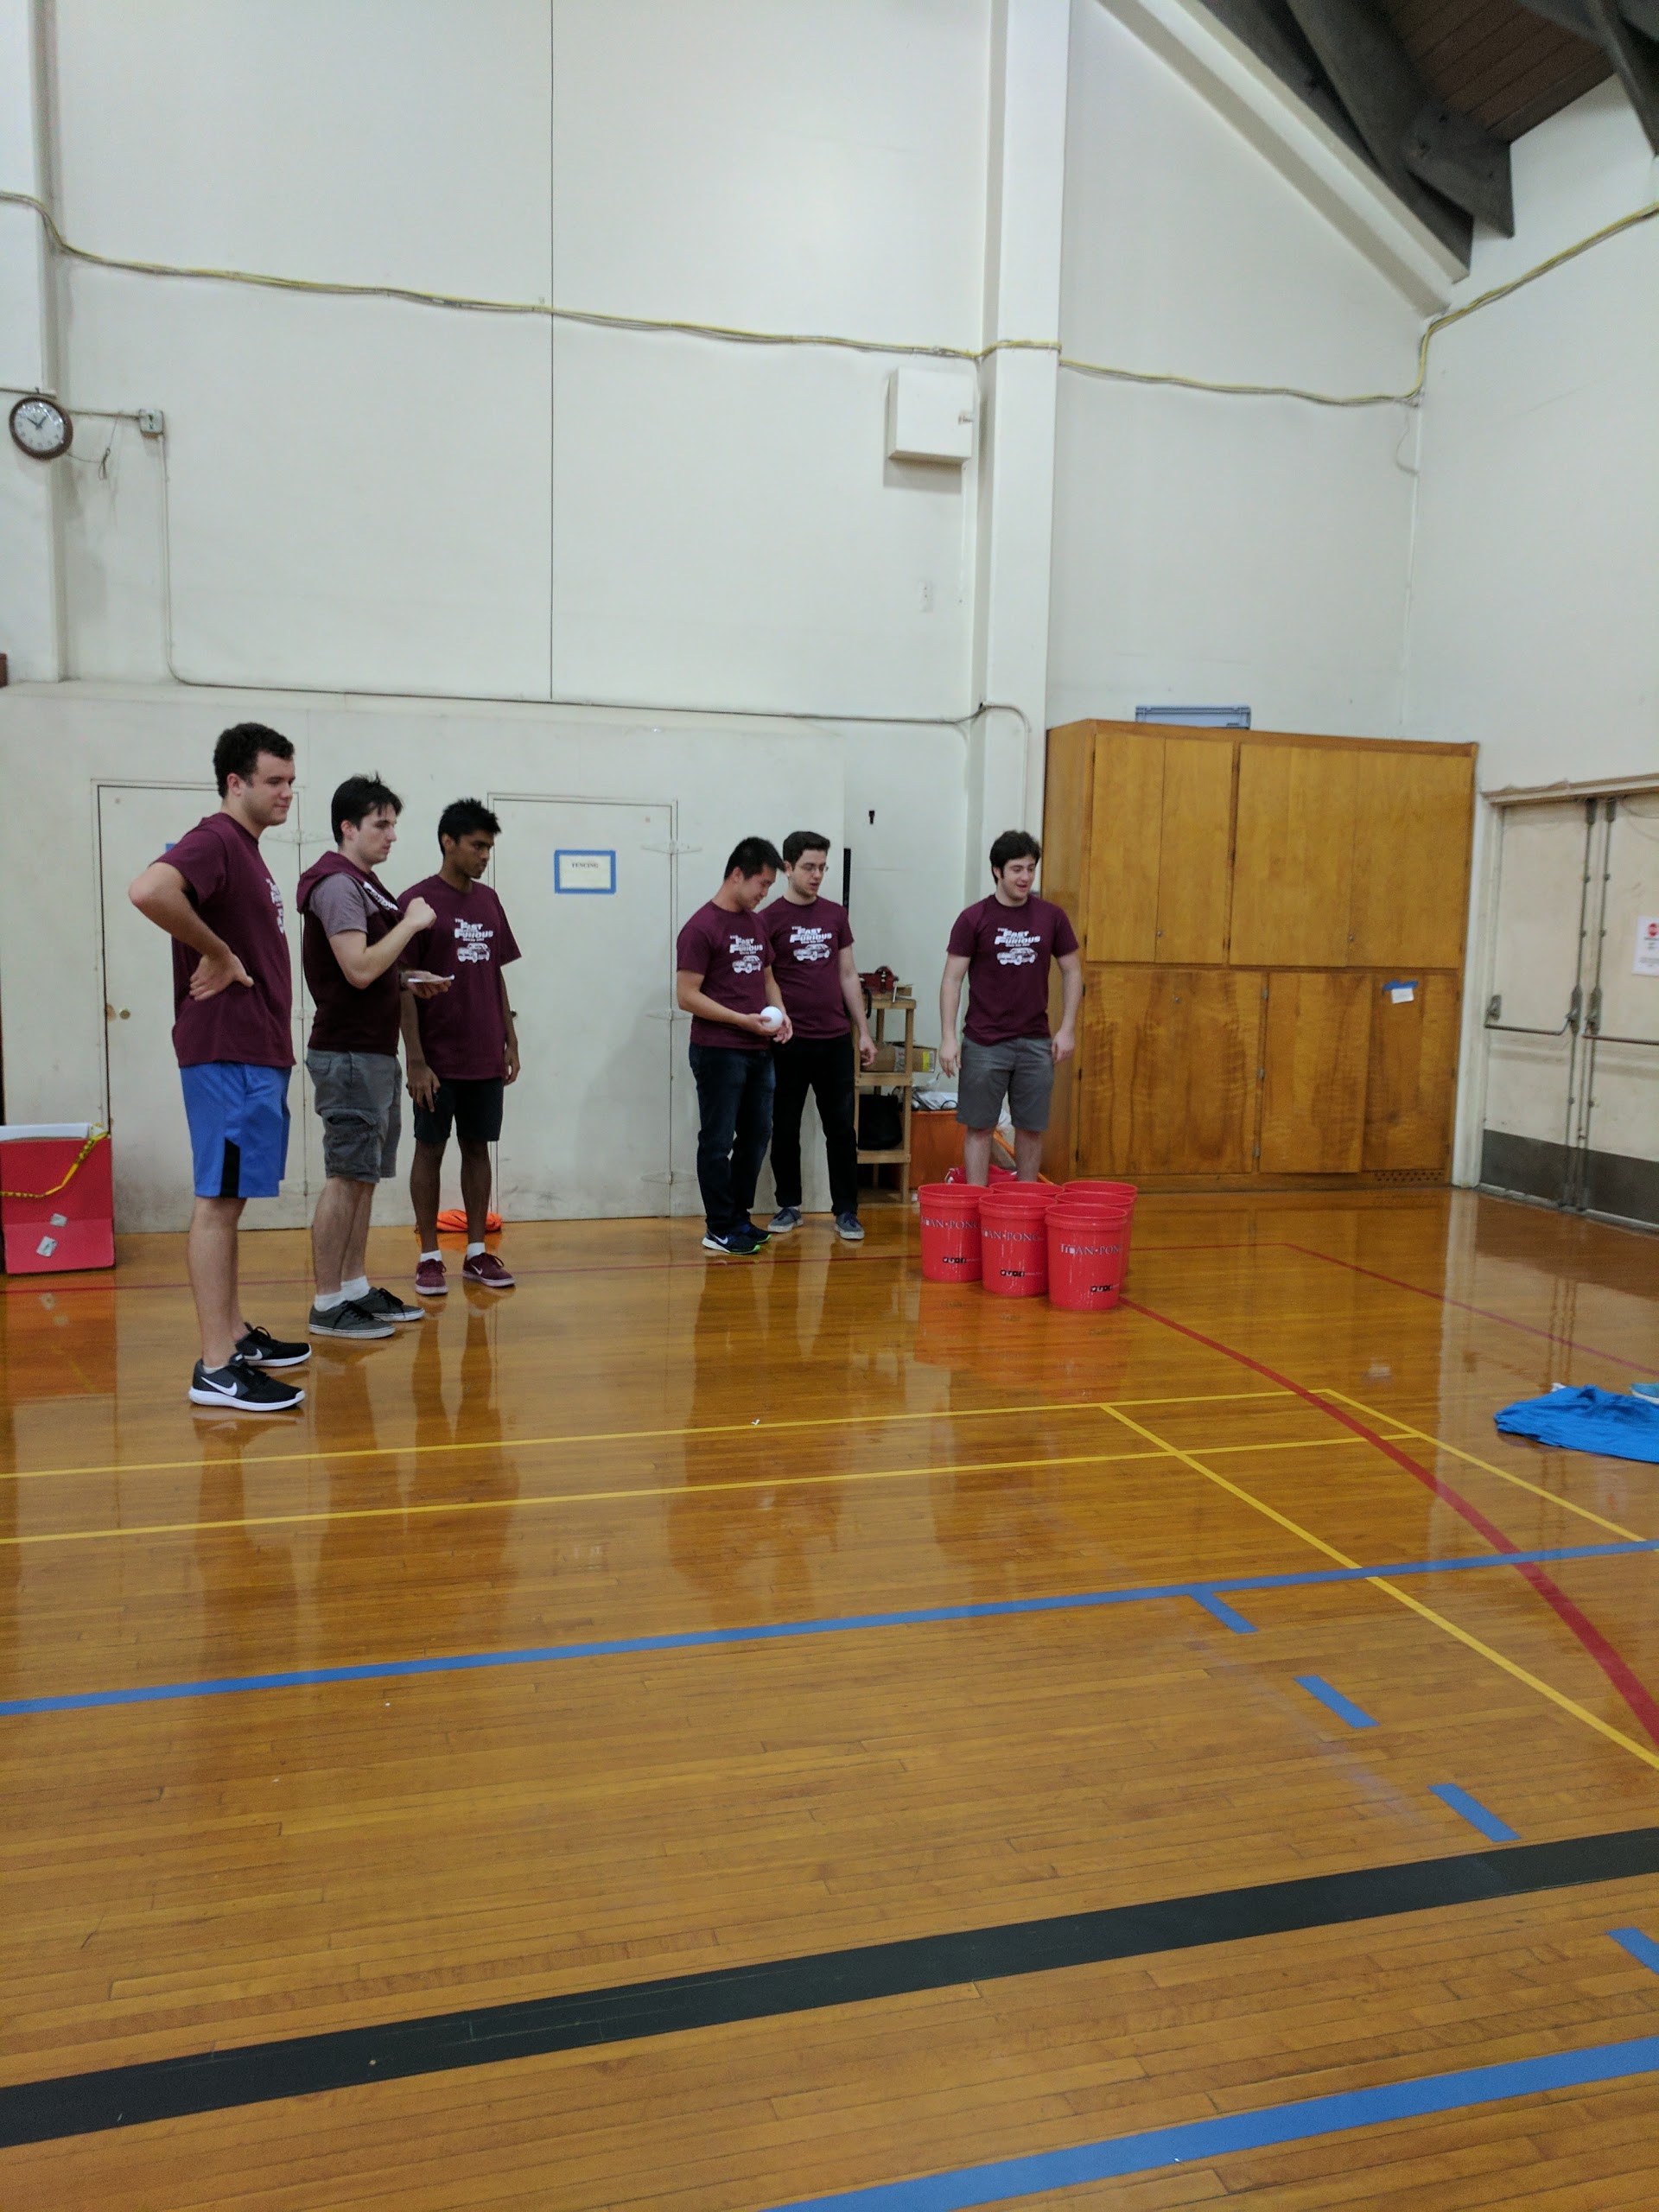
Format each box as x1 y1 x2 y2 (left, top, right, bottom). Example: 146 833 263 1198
399 798 522 1295
761 831 877 1241
296 775 435 1338
676 837 792 1257
938 830 1083 1184
128 721 311 1411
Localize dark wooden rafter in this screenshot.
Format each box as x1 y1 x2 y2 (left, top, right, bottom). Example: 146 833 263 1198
1577 0 1659 143
1278 0 1510 243
1517 0 1659 46
1192 0 1659 251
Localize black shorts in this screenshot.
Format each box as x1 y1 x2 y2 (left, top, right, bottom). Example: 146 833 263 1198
412 1076 505 1147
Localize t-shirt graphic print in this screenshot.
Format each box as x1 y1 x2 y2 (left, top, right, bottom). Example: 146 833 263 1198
946 893 1078 1045
761 895 855 1039
400 875 523 1081
677 899 774 1050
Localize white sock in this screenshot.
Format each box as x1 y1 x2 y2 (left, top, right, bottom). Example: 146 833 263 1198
315 1288 346 1313
340 1274 370 1300
420 1249 442 1263
466 1242 486 1258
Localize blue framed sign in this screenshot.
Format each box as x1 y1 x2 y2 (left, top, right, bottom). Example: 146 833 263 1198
554 849 617 894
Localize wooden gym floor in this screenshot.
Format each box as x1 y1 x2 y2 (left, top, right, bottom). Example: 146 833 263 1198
3 1189 1659 2209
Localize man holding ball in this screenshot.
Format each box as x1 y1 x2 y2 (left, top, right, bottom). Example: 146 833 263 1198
676 837 791 1257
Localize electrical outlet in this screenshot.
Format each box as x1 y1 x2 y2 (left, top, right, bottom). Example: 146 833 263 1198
137 408 165 437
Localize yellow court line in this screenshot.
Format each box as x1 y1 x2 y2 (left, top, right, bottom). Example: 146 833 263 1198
0 1446 1191 1550
1 1427 1391 1551
0 1427 1376 1551
0 1389 1293 1489
1097 1402 1659 1778
1319 1389 1649 1544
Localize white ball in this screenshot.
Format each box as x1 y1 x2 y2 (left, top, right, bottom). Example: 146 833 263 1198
757 1005 784 1030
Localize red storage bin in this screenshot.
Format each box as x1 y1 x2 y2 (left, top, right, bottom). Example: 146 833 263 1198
918 1182 983 1283
979 1195 1053 1298
0 1125 114 1274
1047 1209 1127 1311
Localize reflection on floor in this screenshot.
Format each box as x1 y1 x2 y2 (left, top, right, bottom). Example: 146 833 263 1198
3 1190 1659 2207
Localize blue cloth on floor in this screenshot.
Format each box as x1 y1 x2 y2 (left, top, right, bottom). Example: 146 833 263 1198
1495 1387 1659 1465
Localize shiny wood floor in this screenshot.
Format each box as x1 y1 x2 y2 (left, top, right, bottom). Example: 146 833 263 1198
3 1190 1659 2207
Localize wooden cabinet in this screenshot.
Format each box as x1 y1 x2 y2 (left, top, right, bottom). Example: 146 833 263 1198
1044 720 1475 1188
1347 750 1475 968
1260 971 1371 1173
1230 745 1357 967
1078 968 1262 1176
1363 972 1461 1173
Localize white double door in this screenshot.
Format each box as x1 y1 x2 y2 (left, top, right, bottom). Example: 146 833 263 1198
488 796 674 1218
1482 791 1659 1223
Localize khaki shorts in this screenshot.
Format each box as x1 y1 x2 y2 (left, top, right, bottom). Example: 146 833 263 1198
306 1049 402 1182
956 1036 1055 1133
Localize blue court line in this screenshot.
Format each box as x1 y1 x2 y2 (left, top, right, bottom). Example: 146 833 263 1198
1431 1784 1519 1844
2 1535 1656 1720
1295 1675 1378 1729
1192 1591 1255 1634
760 2032 1659 2212
1610 1927 1659 1976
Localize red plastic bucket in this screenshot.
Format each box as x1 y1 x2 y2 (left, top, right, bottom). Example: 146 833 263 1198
918 1182 983 1283
1047 1209 1127 1311
979 1198 1052 1297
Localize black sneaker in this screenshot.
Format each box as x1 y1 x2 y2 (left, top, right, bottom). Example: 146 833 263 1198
737 1222 772 1246
189 1358 305 1412
234 1323 312 1369
308 1298 397 1339
357 1285 425 1324
701 1230 761 1257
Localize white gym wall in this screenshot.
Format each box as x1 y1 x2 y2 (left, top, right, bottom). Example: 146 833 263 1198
3 2 1656 1227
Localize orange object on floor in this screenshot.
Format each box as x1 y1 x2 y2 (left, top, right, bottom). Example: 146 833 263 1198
435 1209 503 1235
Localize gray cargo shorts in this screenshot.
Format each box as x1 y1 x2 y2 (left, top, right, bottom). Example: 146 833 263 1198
306 1049 402 1182
956 1035 1055 1133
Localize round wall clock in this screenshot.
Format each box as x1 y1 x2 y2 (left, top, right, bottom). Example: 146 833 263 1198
9 394 73 461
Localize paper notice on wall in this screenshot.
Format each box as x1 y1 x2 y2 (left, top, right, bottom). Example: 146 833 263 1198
1635 918 1659 976
1385 980 1417 1004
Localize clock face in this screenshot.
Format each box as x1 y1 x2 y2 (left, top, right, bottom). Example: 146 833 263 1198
9 395 73 461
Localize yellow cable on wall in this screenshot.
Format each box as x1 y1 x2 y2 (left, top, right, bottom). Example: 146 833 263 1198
2 186 1656 411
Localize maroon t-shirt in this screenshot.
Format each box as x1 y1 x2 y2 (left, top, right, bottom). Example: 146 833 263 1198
677 899 772 1050
399 874 522 1081
947 893 1079 1045
158 814 294 1070
296 852 404 1056
762 895 854 1040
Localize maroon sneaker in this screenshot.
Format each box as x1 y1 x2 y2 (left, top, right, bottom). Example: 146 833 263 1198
462 1250 514 1289
415 1255 448 1297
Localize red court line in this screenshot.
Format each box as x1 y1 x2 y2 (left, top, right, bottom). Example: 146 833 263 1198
1122 1294 1659 1753
1279 1243 1647 1374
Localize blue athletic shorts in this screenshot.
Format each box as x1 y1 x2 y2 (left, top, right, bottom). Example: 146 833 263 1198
180 1063 291 1199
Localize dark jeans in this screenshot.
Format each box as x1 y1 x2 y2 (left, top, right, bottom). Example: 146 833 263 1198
690 1043 775 1235
770 1033 859 1217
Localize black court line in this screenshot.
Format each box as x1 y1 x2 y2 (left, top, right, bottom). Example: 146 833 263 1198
7 1824 1659 2147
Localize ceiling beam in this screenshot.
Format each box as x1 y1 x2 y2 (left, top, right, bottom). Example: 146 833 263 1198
1404 100 1514 232
1581 0 1659 144
1517 0 1659 68
1277 0 1513 244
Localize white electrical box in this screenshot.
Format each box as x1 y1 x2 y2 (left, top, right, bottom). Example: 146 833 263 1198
886 366 976 464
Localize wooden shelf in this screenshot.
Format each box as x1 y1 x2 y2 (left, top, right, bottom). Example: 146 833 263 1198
855 995 916 1202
